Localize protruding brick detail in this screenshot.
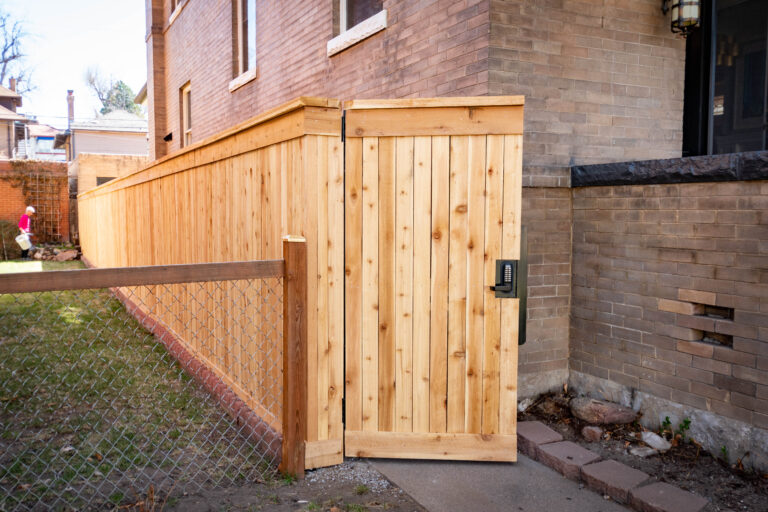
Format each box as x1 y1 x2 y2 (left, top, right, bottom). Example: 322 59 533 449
516 421 563 460
678 289 716 306
580 459 650 503
629 482 708 512
658 299 704 316
536 441 601 480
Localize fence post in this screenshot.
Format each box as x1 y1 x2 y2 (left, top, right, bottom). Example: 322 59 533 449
281 237 307 477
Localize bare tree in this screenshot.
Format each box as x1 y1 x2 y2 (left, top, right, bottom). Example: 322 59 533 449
0 9 33 94
85 66 141 115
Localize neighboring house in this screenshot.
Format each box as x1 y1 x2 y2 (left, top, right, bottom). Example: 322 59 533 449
15 123 67 162
139 0 767 465
57 108 149 161
0 81 25 160
54 96 149 193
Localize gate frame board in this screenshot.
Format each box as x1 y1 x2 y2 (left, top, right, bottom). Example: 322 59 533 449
343 96 524 463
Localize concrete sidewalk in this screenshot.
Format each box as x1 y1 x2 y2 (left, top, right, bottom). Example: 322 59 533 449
371 455 630 512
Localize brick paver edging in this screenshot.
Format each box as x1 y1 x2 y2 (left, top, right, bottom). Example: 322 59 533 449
517 421 708 512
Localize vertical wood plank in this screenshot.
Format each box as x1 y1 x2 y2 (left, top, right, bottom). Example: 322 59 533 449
344 137 364 432
412 136 432 433
395 136 414 433
282 239 308 477
429 135 449 434
302 136 319 443
465 135 486 434
377 136 396 432
499 134 522 435
316 136 330 440
327 136 345 441
447 135 468 434
482 135 504 435
361 137 380 432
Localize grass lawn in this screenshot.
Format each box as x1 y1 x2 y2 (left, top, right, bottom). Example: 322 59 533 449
0 276 275 509
0 260 85 274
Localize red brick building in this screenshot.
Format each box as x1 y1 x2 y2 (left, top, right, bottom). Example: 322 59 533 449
143 0 768 466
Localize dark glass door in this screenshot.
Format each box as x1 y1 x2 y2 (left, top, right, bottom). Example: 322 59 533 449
711 0 768 154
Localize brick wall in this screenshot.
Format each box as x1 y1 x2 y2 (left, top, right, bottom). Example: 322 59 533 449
571 181 768 430
155 0 491 154
489 0 685 187
0 161 70 244
519 187 571 395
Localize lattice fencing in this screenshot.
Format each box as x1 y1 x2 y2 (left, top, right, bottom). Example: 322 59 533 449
0 263 285 510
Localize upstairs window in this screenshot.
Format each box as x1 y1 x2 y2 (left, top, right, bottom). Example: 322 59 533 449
340 0 383 33
181 83 192 147
328 0 386 57
236 0 257 76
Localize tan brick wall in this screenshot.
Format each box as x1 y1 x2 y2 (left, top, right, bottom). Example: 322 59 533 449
489 0 686 187
519 187 572 396
571 181 768 429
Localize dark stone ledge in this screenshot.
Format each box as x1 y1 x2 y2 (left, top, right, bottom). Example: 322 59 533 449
571 151 768 187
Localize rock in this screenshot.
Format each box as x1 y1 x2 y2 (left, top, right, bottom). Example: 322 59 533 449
582 425 604 442
641 431 672 452
53 248 61 255
518 397 534 412
60 445 75 454
570 397 638 425
33 251 43 260
630 446 658 458
54 250 78 262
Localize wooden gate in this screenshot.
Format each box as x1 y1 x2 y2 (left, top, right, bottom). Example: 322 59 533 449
343 97 524 461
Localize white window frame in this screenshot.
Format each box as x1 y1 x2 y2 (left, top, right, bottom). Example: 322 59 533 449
181 83 192 147
229 0 258 92
327 2 387 57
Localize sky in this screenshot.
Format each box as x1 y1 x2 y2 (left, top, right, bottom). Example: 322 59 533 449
3 0 147 129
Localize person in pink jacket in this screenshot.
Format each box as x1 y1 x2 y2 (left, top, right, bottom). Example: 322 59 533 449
18 206 35 259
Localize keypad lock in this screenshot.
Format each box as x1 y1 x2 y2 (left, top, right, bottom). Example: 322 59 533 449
491 260 517 298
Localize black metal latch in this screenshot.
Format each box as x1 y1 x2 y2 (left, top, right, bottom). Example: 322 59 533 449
491 260 517 298
489 226 528 345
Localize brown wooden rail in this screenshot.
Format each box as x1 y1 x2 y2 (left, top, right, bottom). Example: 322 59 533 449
0 260 284 293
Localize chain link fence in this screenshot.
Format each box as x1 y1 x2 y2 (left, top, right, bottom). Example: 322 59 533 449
0 270 284 510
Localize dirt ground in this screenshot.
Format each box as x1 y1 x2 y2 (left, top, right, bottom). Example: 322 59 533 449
519 392 768 512
162 460 427 512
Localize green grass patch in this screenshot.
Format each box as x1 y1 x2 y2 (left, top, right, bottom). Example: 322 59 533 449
0 285 276 508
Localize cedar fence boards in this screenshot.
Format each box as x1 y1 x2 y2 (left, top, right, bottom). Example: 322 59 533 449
78 96 524 470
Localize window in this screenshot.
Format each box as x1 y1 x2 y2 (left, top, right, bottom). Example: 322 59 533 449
235 0 257 76
328 0 386 57
181 83 191 147
97 177 115 186
683 0 768 156
340 0 383 33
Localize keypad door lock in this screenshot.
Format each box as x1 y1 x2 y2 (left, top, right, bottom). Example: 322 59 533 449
491 260 517 298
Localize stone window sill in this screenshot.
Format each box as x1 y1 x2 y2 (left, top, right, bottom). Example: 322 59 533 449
327 10 387 57
168 0 189 28
229 68 259 92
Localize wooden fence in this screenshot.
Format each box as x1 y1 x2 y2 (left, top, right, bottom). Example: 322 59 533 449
79 96 525 469
79 98 344 470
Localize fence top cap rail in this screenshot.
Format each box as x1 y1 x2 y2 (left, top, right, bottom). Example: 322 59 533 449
344 96 525 110
78 96 341 199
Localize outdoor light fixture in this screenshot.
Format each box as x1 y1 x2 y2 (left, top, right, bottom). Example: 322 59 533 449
661 0 701 36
